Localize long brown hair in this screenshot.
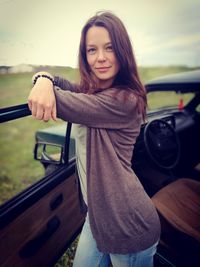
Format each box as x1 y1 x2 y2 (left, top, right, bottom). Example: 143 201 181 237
78 11 147 120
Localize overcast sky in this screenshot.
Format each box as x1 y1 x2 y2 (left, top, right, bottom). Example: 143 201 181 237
0 0 200 67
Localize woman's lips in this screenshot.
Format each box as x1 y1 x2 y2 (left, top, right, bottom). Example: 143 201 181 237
96 67 111 73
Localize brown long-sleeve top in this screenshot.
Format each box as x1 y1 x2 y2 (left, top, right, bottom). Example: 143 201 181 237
53 76 161 254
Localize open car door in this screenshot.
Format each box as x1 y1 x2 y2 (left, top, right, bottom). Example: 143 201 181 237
0 104 85 267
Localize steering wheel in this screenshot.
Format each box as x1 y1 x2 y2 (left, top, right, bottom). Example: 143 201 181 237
144 119 180 169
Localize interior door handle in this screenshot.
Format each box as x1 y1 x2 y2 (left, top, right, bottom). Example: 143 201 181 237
50 193 63 210
19 216 60 258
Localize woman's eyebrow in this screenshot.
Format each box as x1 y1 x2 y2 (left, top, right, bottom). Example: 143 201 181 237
87 42 112 47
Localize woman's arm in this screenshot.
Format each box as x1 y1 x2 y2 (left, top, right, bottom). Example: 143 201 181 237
32 71 79 92
53 87 139 129
54 76 79 92
28 73 138 127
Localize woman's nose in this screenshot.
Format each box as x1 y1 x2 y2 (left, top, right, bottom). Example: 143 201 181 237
97 50 106 62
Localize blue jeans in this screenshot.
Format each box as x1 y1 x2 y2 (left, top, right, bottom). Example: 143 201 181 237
73 215 158 267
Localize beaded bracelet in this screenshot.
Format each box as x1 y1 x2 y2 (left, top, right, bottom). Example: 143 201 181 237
33 74 55 86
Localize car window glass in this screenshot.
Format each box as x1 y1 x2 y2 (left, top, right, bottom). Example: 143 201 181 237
0 117 67 205
147 91 194 110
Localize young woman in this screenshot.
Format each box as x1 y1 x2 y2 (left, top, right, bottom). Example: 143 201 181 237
28 11 160 267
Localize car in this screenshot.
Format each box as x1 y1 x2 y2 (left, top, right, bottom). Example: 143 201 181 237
0 70 199 267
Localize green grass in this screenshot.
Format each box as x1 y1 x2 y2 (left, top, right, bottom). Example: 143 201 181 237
147 91 194 110
0 72 33 108
54 238 79 267
0 65 199 267
0 67 79 108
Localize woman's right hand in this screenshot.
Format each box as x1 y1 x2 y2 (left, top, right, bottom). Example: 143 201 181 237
28 77 57 122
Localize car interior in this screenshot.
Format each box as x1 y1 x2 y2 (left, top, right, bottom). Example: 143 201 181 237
132 72 200 267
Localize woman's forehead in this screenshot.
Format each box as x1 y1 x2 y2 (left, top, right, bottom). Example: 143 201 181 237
86 26 111 46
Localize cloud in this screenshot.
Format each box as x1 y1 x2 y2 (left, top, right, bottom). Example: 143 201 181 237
136 33 200 66
138 33 200 55
0 0 200 66
160 34 200 49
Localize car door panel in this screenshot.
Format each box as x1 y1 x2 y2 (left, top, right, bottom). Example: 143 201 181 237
0 171 85 267
0 104 85 267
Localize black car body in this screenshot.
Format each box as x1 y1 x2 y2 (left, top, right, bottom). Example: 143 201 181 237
0 70 199 267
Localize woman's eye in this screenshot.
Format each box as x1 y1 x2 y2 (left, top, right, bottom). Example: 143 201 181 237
87 48 96 54
106 46 113 51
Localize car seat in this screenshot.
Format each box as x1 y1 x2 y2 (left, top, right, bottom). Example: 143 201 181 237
152 178 200 267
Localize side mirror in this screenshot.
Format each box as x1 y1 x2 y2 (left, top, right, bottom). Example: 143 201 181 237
34 142 64 165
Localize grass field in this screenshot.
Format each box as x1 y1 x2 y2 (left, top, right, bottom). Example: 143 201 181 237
0 65 199 267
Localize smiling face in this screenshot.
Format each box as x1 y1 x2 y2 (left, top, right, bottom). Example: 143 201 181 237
86 26 120 89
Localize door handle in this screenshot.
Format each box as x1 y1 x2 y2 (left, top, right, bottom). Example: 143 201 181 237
50 193 63 210
19 216 60 258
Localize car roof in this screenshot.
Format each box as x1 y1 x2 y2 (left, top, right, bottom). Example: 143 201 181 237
145 69 200 93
